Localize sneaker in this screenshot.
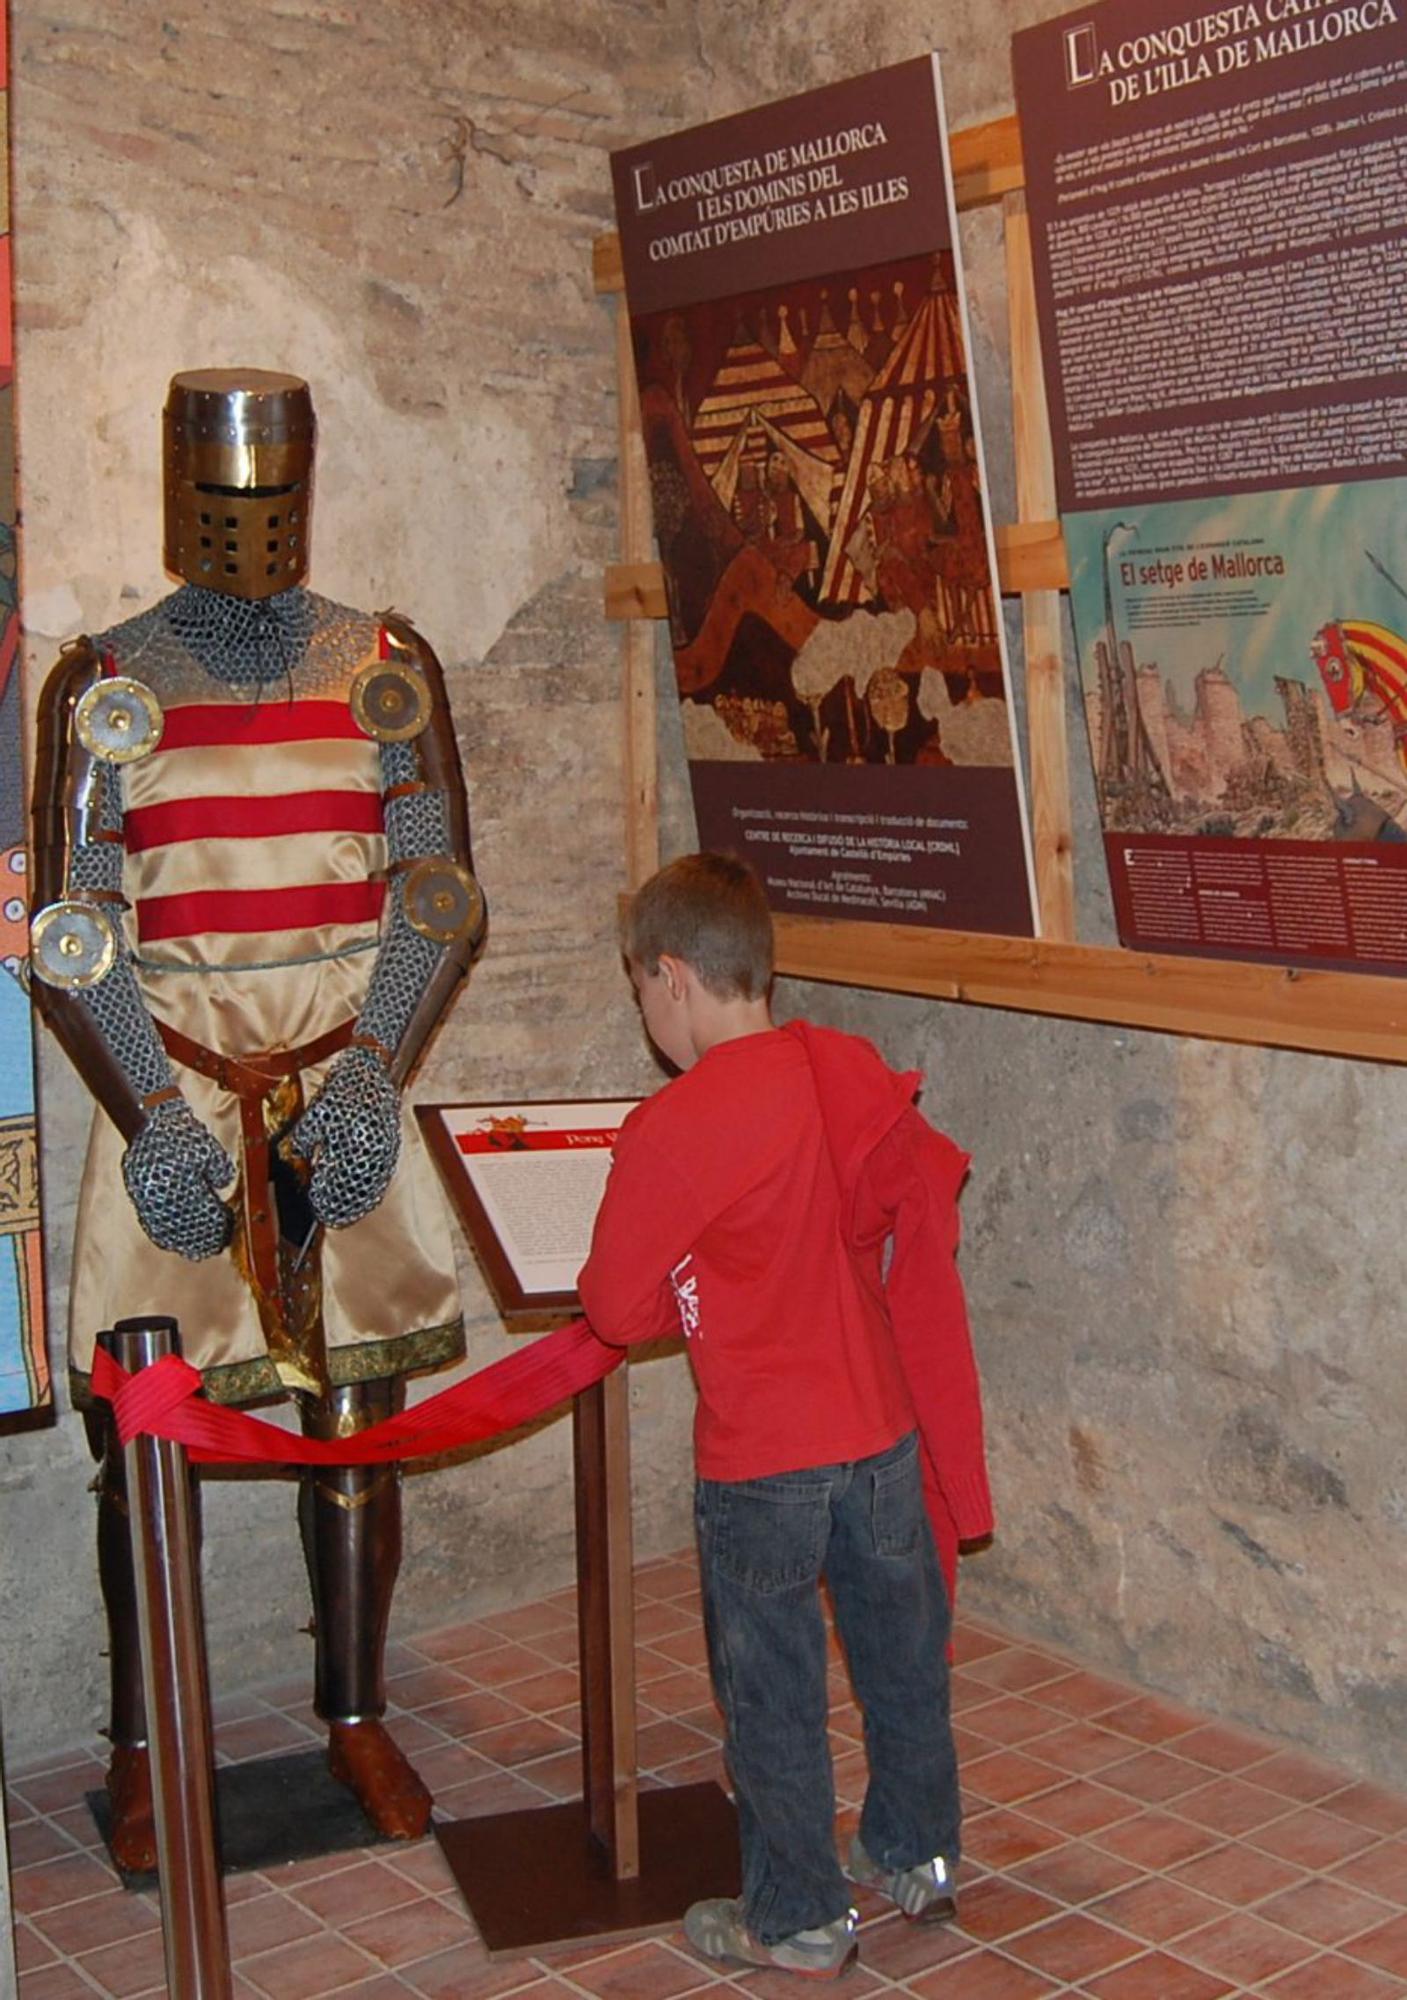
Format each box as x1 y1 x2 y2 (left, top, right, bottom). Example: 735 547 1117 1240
845 1834 957 1923
683 1896 858 1978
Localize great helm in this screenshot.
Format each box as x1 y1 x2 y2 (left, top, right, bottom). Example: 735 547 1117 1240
162 369 315 600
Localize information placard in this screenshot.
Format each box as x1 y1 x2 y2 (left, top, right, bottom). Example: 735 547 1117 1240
417 1100 640 1318
611 58 1038 937
1014 0 1407 974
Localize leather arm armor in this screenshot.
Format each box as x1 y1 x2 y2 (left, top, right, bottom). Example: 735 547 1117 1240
356 616 484 1088
31 641 175 1141
32 640 235 1258
291 617 482 1230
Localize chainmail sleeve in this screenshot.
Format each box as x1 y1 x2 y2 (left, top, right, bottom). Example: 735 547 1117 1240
29 642 235 1258
353 741 455 1063
66 769 175 1104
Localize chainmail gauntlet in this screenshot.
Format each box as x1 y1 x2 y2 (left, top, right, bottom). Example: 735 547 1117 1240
291 1045 402 1229
122 1101 236 1260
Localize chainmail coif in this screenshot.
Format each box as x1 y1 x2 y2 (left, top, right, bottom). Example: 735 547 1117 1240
163 585 321 686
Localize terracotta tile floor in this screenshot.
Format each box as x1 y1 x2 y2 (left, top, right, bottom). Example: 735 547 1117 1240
7 1549 1407 1998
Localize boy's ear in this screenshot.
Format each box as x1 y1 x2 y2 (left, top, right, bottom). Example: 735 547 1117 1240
657 952 688 1000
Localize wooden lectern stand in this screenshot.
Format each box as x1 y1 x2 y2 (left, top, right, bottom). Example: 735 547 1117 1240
419 1104 738 1957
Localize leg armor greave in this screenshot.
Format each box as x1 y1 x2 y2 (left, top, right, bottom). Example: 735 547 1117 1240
84 1407 148 1750
297 1379 405 1723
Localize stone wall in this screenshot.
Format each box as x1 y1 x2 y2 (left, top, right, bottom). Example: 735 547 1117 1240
4 0 723 1756
3 0 1404 1802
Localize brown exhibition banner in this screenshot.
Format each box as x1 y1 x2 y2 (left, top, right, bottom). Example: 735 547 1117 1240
1014 0 1407 974
611 58 1038 935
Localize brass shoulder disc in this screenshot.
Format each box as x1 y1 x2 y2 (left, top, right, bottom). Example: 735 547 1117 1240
74 677 165 763
31 900 118 990
350 659 431 742
402 859 486 946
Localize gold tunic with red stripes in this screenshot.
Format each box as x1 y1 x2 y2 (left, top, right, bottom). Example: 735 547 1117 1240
68 594 464 1405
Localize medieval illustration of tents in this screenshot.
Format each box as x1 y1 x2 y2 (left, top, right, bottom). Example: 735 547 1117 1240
799 290 876 430
688 324 841 542
817 261 970 609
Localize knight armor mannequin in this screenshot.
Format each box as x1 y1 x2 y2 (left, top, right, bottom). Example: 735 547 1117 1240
31 370 485 1870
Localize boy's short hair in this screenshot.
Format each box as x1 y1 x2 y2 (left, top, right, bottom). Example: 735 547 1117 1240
625 852 774 999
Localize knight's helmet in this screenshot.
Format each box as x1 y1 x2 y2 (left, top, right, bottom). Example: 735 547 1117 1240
163 369 315 601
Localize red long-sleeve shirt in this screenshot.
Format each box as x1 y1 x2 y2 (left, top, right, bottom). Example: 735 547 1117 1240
577 1019 992 1592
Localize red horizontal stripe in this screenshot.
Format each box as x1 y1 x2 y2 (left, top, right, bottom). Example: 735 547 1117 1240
126 791 384 853
157 701 367 751
457 1129 620 1154
137 880 385 943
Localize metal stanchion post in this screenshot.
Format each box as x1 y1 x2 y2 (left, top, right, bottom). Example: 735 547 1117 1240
101 1316 231 2000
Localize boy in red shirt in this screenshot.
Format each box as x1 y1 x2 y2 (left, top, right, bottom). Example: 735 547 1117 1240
577 853 992 1980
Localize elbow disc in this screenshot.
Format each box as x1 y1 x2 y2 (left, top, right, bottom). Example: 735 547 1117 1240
402 858 485 946
350 659 432 741
31 899 118 989
73 677 164 763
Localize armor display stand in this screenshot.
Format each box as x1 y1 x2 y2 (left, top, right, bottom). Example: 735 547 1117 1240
37 369 488 1875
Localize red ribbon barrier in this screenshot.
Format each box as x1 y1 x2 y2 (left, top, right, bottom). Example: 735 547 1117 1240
91 1318 622 1467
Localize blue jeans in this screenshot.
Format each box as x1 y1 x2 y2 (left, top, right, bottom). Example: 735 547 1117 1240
695 1431 959 1944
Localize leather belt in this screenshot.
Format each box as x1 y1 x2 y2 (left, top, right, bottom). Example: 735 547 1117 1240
154 1018 355 1100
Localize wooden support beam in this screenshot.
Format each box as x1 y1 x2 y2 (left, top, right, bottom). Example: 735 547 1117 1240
614 302 660 891
773 915 1407 1065
604 518 1067 628
605 559 668 624
1005 190 1076 942
950 112 1025 207
593 230 624 299
995 519 1070 593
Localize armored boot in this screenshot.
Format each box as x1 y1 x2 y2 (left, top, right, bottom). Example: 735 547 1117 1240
85 1407 168 1874
298 1379 431 1839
